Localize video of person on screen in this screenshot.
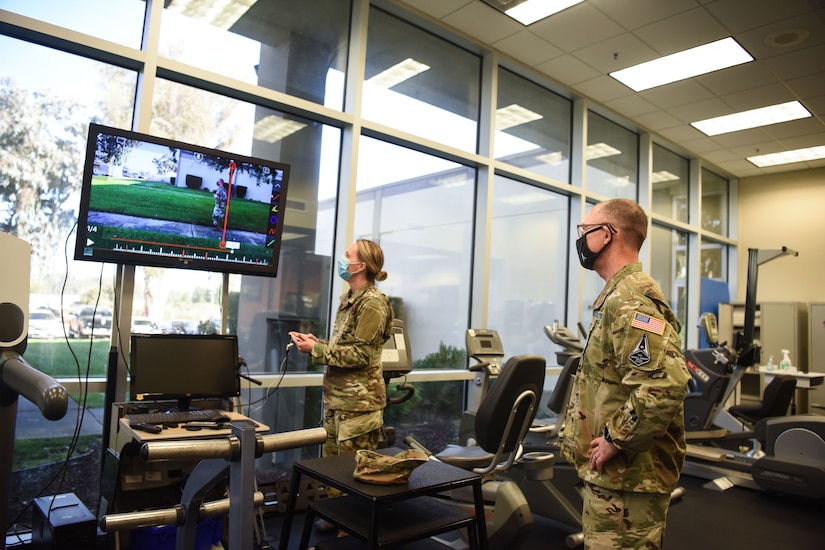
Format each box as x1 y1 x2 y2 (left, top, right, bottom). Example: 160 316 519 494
81 133 284 267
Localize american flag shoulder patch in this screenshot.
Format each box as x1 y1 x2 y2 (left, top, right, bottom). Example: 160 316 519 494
631 313 665 335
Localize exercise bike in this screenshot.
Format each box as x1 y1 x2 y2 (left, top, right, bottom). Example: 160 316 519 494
404 349 552 549
405 325 590 549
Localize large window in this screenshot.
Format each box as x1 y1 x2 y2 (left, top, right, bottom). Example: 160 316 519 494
159 0 350 110
363 7 481 153
1 35 136 527
495 69 572 183
652 144 689 223
702 168 729 236
352 137 476 447
586 112 638 199
650 225 689 336
488 177 567 359
355 137 475 361
1 0 145 47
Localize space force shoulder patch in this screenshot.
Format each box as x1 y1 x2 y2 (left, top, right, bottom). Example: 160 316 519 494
629 333 651 366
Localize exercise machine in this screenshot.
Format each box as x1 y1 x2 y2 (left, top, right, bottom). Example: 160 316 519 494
405 352 551 549
1 233 70 550
406 326 587 548
99 426 327 549
682 247 825 498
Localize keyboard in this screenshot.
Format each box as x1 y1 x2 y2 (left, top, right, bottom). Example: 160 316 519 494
126 408 228 426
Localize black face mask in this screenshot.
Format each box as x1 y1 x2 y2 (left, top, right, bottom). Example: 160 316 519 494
575 226 611 270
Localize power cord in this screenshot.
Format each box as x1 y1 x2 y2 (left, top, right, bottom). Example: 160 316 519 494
244 342 293 413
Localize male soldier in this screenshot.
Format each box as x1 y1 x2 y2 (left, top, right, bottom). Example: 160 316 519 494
561 199 691 549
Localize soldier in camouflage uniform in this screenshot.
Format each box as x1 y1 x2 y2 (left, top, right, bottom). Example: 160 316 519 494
560 199 691 550
290 239 394 457
212 178 228 227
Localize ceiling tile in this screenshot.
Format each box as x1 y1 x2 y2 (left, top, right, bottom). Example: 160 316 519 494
734 13 825 61
574 75 634 104
763 43 825 80
710 129 773 148
721 82 796 111
396 0 473 20
604 95 659 118
535 55 600 86
492 30 563 67
728 138 781 156
633 7 728 53
572 33 657 73
694 62 775 96
639 80 714 109
787 73 825 101
783 130 825 149
658 124 711 143
801 94 825 117
680 136 729 154
442 2 522 44
590 0 699 30
763 118 825 140
699 148 741 163
705 0 814 34
667 97 731 124
527 3 624 52
633 110 683 132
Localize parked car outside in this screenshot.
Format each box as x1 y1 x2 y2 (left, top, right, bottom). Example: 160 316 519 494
67 306 113 338
28 309 65 339
131 317 161 334
161 320 197 334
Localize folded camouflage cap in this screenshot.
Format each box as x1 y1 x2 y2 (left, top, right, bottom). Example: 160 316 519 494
353 449 429 485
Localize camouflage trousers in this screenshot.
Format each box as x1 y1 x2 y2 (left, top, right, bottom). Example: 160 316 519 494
321 409 382 458
582 482 671 550
322 409 382 499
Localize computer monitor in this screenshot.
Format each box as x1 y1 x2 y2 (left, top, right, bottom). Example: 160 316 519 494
129 333 240 411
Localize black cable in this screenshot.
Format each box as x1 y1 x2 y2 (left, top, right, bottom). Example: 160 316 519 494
244 343 293 411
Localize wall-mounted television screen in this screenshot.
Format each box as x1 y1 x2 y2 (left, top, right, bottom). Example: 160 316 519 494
74 123 290 278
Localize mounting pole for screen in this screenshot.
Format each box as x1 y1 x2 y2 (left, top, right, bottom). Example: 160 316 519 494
219 273 229 334
101 263 135 455
738 247 798 367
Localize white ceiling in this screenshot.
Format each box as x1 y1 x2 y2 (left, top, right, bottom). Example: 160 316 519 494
395 0 825 179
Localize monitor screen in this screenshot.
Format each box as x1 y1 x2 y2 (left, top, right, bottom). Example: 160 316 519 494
130 334 240 410
74 123 290 277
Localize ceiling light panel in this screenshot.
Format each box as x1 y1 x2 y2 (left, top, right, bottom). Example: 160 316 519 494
491 0 585 26
691 101 811 136
747 146 825 168
610 37 753 92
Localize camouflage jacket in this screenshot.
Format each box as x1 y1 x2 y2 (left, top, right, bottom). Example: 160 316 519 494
312 283 394 412
560 262 691 494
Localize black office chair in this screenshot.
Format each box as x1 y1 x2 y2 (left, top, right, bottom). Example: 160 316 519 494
431 354 546 473
729 375 797 425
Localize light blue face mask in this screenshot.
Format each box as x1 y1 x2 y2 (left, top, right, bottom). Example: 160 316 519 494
337 255 353 281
